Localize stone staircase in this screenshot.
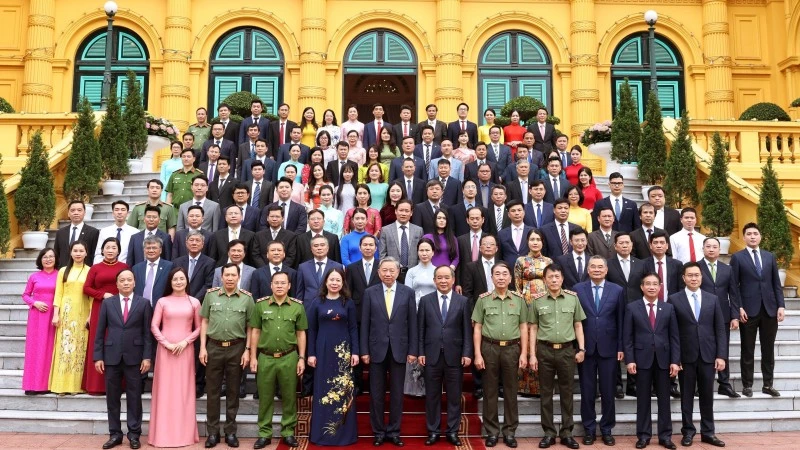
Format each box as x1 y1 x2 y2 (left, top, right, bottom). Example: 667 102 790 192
0 171 798 437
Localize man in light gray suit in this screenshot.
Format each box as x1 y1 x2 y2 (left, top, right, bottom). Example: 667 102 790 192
211 240 255 289
587 207 619 260
176 175 221 233
429 140 464 182
379 199 423 284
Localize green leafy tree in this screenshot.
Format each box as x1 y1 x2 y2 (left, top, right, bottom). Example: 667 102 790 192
14 131 55 231
610 79 640 163
499 96 560 126
663 110 698 207
637 91 667 185
0 154 11 254
757 157 794 269
99 85 130 180
64 97 102 202
700 132 734 237
123 70 148 159
0 97 14 113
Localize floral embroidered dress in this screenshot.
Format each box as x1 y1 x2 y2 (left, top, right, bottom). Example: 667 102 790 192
49 264 91 394
308 297 359 445
514 254 552 396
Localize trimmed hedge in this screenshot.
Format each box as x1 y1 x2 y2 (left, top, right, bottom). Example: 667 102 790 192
739 102 791 121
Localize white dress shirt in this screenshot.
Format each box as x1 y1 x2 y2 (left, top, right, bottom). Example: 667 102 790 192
685 287 702 318
654 208 666 230
95 224 139 264
669 228 706 263
437 290 453 312
643 299 658 319
482 257 495 292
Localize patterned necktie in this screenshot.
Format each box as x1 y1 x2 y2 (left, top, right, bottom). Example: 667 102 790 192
188 258 196 279
553 177 559 197
116 227 122 244
70 226 77 244
252 181 261 207
122 297 129 323
536 203 542 228
648 302 656 329
577 255 584 281
407 179 412 199
316 261 324 282
605 233 611 246
404 123 409 137
753 249 762 277
496 207 502 232
710 262 716 282
441 294 448 322
208 163 215 181
593 286 601 313
461 121 466 132
365 262 371 283
657 261 664 301
400 225 409 266
560 223 568 254
615 198 621 220
425 145 431 174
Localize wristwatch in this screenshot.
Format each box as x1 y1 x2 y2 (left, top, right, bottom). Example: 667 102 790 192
298 355 306 360
577 348 586 353
245 346 251 350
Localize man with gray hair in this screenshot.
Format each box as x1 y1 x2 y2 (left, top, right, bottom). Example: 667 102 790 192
132 235 174 306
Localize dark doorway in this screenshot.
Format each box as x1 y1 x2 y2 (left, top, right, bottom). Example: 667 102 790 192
343 74 416 123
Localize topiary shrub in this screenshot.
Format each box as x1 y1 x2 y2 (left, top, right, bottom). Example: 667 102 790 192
700 132 734 237
757 157 794 269
123 70 148 159
0 97 14 113
499 96 560 126
611 79 640 163
0 154 11 254
493 116 511 128
664 110 698 208
221 91 263 117
99 85 130 180
739 102 791 121
64 97 102 203
637 91 667 185
791 97 800 108
14 131 55 231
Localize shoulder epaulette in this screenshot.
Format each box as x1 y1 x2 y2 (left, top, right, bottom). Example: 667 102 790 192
207 287 221 292
239 289 252 296
479 292 492 299
256 296 269 303
532 291 547 300
135 201 146 206
288 297 303 304
563 289 577 296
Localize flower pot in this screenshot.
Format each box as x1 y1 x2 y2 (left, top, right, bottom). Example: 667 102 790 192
101 180 125 196
84 203 95 220
717 237 731 255
640 185 654 199
142 136 170 173
588 142 618 176
21 231 49 250
619 163 638 181
779 269 787 287
783 286 797 298
128 159 144 174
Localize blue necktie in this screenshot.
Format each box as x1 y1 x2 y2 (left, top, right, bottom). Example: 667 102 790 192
441 294 448 322
116 227 122 245
753 249 763 277
593 285 601 313
400 225 409 267
693 292 701 321
614 198 621 220
252 181 261 207
316 261 324 282
536 203 542 228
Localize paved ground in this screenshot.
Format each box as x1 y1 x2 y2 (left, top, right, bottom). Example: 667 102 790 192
0 432 793 449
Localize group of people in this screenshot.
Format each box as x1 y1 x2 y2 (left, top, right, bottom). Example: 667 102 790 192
18 99 785 449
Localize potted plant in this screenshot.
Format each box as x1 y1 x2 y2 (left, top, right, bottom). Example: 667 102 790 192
757 157 794 286
611 79 641 180
700 132 734 254
122 70 149 167
0 154 11 256
64 97 102 218
14 131 55 249
99 85 129 194
580 120 613 174
637 91 667 197
790 97 800 121
663 110 698 210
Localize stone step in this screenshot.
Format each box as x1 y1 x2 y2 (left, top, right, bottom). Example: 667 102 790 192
0 258 38 270
12 249 45 259
0 294 26 305
0 305 31 321
0 269 38 282
0 281 30 298
0 321 26 336
729 340 800 357
89 195 151 207
124 173 161 182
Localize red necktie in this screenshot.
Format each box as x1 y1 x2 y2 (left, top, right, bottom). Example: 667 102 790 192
377 121 382 136
461 121 466 131
280 122 285 145
688 232 696 262
404 123 408 137
657 261 664 302
648 302 656 329
123 297 130 323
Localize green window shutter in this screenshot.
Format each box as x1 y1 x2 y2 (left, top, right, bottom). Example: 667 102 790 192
656 81 679 118
654 40 678 66
483 79 510 112
615 79 644 122
79 76 104 110
252 77 279 115
348 34 377 63
82 35 106 60
481 35 510 65
519 80 547 106
213 78 241 113
385 33 414 63
615 39 641 65
517 35 547 65
119 32 146 60
252 32 280 60
216 32 244 60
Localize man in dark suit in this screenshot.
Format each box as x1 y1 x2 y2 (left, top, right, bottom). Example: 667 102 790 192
93 269 153 450
241 141 276 184
575 256 625 446
465 144 500 185
295 235 344 303
237 100 269 145
172 229 215 301
497 200 533 268
127 206 173 267
209 205 257 267
235 124 259 178
398 158 427 205
363 103 393 149
416 104 448 144
447 103 478 148
200 123 237 165
389 136 426 182
172 205 213 259
668 262 728 448
346 235 380 395
455 205 489 282
245 161 274 209
486 185 510 236
361 257 418 447
393 105 418 144
521 132 546 171
418 266 473 447
624 272 681 450
260 178 308 234
327 141 359 186
542 157 568 204
698 237 742 398
294 209 342 266
731 222 785 398
587 207 618 260
216 103 239 144
207 157 236 210
527 107 557 153
504 160 532 206
473 163 497 210
248 240 298 302
252 204 297 268
132 236 174 306
267 103 298 157
433 160 462 206
414 125 442 176
540 199 579 258
412 180 448 235
449 181 488 238
55 200 100 268
631 203 662 260
230 184 260 233
647 186 681 236
591 172 641 232
555 228 590 290
485 126 513 180
501 146 538 185
523 181 554 229
643 230 684 302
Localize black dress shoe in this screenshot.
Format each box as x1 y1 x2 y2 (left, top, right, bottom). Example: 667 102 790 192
253 437 270 449
762 386 781 397
486 435 498 447
196 389 204 399
253 391 259 399
446 434 462 446
670 386 681 399
659 439 676 449
220 384 227 397
225 434 239 448
700 435 725 447
681 435 693 446
615 387 625 399
635 439 649 449
373 437 385 446
474 388 484 399
560 437 580 449
718 387 741 398
498 387 505 398
503 435 517 448
583 434 596 445
205 434 220 448
538 436 554 448
602 434 616 446
425 434 439 446
103 437 123 449
239 389 246 398
626 389 637 397
742 387 753 397
129 439 140 449
388 436 404 447
283 436 299 448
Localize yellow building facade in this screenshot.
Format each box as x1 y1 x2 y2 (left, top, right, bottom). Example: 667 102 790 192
2 0 800 137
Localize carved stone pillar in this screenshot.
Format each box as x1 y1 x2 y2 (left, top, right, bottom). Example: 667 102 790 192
702 0 735 119
435 0 463 120
21 0 55 112
298 0 327 113
569 0 600 140
162 0 192 130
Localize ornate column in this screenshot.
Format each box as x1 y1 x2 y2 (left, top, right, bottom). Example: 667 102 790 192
298 0 327 113
702 0 735 119
162 0 192 130
435 0 462 121
21 0 55 112
569 0 600 140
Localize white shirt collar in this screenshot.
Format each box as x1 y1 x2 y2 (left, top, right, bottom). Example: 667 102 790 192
314 257 328 265
146 258 161 267
482 257 495 266
437 290 453 299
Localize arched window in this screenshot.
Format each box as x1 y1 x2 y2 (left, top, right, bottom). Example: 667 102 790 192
208 28 284 115
73 27 149 110
611 33 684 121
478 31 552 114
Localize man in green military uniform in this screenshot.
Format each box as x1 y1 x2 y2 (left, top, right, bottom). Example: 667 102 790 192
249 271 307 449
188 107 212 151
199 263 253 449
473 261 528 448
529 263 586 450
166 148 203 208
127 179 178 237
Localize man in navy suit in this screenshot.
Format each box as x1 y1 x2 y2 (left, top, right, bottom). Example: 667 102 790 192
418 266 473 447
540 199 578 258
201 123 237 165
361 257 418 447
447 102 478 148
93 269 153 450
668 263 728 448
267 103 298 157
172 205 212 259
501 145 538 185
555 228 590 290
260 178 308 234
542 157 568 204
592 172 641 232
132 235 174 306
411 180 449 235
238 99 269 145
416 104 448 144
473 163 497 209
643 230 685 302
433 159 462 206
241 141 276 184
327 141 360 186
698 237 742 398
398 158 427 205
363 103 393 149
497 200 533 268
465 144 500 185
236 123 261 178
623 272 681 450
527 107 557 153
389 136 426 182
504 161 532 206
127 206 172 267
575 256 625 446
248 240 297 303
295 235 344 304
414 125 442 177
485 126 513 180
346 235 380 395
449 180 487 237
393 104 418 144
731 222 785 397
230 184 260 233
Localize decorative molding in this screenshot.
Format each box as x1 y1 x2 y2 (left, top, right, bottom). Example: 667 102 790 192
54 7 164 60
597 12 704 66
462 12 570 63
570 54 599 64
570 89 600 101
28 14 55 29
191 8 300 60
326 10 434 61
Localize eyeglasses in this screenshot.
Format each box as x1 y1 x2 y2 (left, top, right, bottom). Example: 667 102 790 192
609 182 623 185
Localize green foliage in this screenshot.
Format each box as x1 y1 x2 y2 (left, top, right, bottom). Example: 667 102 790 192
99 85 130 180
757 157 795 268
0 97 14 113
498 96 559 126
122 70 148 159
792 97 800 108
493 116 511 127
64 97 102 203
663 110 698 208
610 79 640 163
636 91 667 184
14 131 55 231
739 102 791 121
221 91 264 117
0 155 11 254
700 132 734 237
